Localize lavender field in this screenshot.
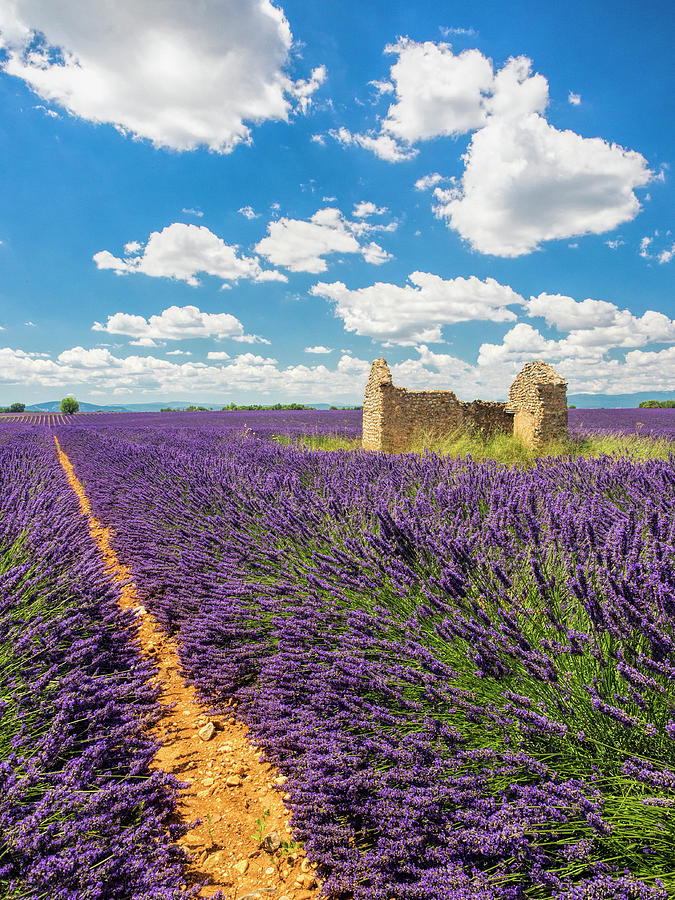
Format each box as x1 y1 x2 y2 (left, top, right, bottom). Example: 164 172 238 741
568 408 675 440
2 412 675 899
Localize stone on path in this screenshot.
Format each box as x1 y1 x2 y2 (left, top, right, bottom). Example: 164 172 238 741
199 722 216 741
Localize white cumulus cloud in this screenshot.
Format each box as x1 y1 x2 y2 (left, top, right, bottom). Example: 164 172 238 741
526 292 675 351
379 39 493 144
1 329 674 400
337 44 540 162
337 39 653 256
0 0 324 152
94 223 286 286
475 294 675 373
304 345 333 354
311 272 524 344
434 113 652 256
255 207 392 273
92 304 266 344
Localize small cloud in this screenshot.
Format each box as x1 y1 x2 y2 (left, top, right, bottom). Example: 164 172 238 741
639 231 673 264
311 133 326 145
605 239 625 249
129 337 158 347
124 240 142 255
207 351 231 360
353 200 388 218
34 104 59 118
238 205 259 220
568 243 579 248
330 126 417 162
305 345 333 354
25 320 36 326
288 64 326 114
658 244 675 264
369 79 394 95
231 334 271 344
568 92 581 106
439 25 477 37
640 235 653 258
361 241 392 265
415 173 447 191
182 207 204 218
166 349 192 355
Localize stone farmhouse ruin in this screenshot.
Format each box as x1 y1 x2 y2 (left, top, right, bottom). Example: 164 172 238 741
362 358 568 452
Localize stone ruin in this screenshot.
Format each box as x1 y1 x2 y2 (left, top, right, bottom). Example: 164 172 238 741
362 358 568 452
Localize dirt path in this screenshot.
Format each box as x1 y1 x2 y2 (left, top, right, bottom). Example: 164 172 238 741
54 437 320 900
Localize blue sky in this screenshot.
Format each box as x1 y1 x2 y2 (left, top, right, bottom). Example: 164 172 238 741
0 0 672 405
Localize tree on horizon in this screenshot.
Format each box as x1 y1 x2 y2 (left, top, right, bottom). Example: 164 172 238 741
60 397 79 414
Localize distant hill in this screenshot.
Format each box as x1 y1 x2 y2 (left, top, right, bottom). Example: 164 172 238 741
26 400 337 412
27 400 195 412
26 391 675 412
26 393 670 413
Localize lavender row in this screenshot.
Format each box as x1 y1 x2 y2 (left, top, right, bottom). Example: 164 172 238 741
0 431 187 899
58 425 675 899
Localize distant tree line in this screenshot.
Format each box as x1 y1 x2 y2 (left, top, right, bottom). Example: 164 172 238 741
0 402 26 413
329 405 363 410
221 403 315 411
638 400 675 408
160 405 212 411
160 403 317 411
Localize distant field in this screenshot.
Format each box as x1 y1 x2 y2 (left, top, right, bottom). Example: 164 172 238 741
0 407 364 437
2 405 674 442
568 407 675 439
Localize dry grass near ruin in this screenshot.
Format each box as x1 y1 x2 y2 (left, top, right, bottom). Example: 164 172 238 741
276 427 673 465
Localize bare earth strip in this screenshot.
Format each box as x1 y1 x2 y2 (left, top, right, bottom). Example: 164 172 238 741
54 437 320 900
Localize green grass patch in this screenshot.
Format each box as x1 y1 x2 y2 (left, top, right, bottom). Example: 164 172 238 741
276 427 673 464
411 426 674 464
273 431 362 452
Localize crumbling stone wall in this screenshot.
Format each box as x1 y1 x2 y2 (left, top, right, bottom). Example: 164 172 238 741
362 358 393 451
505 360 568 448
362 358 567 452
